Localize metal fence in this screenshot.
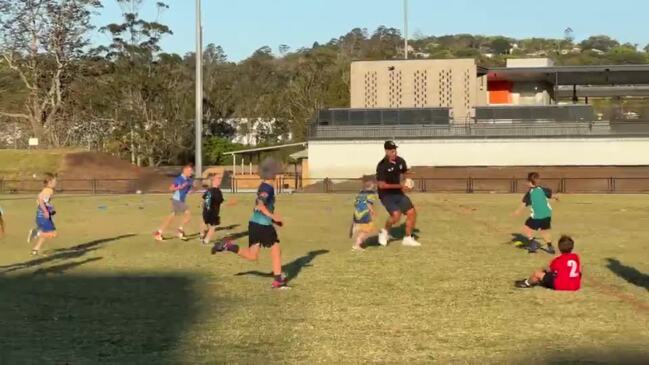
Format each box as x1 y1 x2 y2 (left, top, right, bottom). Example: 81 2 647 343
2 176 649 195
309 121 649 140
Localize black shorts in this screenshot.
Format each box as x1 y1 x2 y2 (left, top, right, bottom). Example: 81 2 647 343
248 222 279 248
202 211 220 226
380 194 414 214
541 271 556 289
525 217 552 231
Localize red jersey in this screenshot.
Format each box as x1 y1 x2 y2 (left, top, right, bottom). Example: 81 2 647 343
549 253 582 291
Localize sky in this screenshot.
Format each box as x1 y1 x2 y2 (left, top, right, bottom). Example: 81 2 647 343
92 0 648 61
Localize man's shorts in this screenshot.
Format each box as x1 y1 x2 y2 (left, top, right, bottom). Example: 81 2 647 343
381 194 414 214
541 270 557 289
36 216 56 233
202 211 220 226
171 199 188 215
525 217 552 231
248 221 279 248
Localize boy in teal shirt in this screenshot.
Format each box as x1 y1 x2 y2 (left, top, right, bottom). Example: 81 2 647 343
514 172 559 254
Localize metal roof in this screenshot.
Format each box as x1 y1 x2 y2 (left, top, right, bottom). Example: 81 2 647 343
487 64 649 85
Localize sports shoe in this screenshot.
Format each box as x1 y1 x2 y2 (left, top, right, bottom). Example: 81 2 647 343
27 228 38 243
378 229 389 246
177 228 187 240
352 245 365 252
545 244 556 255
211 239 233 254
515 279 532 288
271 278 290 290
153 231 164 242
402 236 422 247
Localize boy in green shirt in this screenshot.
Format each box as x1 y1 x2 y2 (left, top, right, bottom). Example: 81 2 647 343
514 172 559 254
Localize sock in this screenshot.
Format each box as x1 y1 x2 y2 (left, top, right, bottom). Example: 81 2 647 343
226 243 239 254
547 242 553 247
524 279 531 287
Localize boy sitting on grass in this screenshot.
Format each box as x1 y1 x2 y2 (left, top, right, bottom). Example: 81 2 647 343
350 176 378 251
513 172 559 254
515 235 582 291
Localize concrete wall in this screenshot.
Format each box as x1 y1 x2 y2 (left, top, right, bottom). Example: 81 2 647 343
350 59 478 122
308 138 649 178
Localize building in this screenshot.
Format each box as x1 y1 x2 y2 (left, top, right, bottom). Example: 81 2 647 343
307 58 649 178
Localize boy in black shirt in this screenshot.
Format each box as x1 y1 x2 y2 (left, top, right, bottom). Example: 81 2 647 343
200 174 225 245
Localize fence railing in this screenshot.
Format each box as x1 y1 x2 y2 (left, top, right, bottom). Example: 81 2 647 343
308 121 649 140
2 176 649 195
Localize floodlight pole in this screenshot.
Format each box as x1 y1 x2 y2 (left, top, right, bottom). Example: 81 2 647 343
403 0 409 60
195 0 203 177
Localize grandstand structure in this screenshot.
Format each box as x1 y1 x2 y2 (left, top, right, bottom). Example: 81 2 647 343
307 58 649 179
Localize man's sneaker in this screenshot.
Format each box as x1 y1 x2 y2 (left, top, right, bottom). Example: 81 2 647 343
545 244 556 255
153 231 164 242
515 279 532 288
402 236 422 247
378 229 389 246
271 278 290 290
27 228 38 243
177 228 187 241
352 245 365 252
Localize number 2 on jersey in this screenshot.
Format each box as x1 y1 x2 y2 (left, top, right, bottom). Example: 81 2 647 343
567 260 579 278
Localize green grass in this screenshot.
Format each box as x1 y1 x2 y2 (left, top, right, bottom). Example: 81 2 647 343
0 193 648 364
0 149 71 179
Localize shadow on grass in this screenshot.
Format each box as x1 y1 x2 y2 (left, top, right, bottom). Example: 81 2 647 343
0 274 200 364
235 249 329 282
536 348 649 365
225 230 250 241
0 234 135 275
388 223 420 241
606 258 649 291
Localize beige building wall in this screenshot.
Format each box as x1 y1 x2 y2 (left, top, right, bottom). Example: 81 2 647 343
350 59 480 123
308 138 649 178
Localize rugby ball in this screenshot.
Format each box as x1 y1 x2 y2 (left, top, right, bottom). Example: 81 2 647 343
404 178 415 190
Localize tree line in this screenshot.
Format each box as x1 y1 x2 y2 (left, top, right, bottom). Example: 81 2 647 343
1 0 648 166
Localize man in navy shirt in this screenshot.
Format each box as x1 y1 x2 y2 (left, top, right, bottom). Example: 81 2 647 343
376 141 421 247
154 164 194 241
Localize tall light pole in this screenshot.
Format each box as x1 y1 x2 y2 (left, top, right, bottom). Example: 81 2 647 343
403 0 409 60
195 0 203 177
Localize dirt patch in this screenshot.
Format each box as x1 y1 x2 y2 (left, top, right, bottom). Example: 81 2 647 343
56 152 171 193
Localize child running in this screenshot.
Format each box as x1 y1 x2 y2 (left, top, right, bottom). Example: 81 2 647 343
515 235 582 291
27 173 58 255
199 174 225 245
513 172 559 254
350 176 378 251
211 159 288 289
154 164 194 241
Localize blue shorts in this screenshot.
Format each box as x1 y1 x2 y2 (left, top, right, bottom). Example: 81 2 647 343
380 194 414 214
36 216 56 233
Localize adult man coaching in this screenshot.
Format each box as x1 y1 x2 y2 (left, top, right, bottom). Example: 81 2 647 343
376 141 421 247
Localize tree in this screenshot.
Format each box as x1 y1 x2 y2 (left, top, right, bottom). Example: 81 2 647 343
580 35 619 52
491 37 512 55
0 0 102 144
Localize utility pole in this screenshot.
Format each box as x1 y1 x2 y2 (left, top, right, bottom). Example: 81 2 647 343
195 0 203 177
404 0 409 59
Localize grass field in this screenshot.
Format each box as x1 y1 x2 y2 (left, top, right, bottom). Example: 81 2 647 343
0 193 648 364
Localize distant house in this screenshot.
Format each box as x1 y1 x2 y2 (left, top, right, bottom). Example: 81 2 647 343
220 118 293 146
